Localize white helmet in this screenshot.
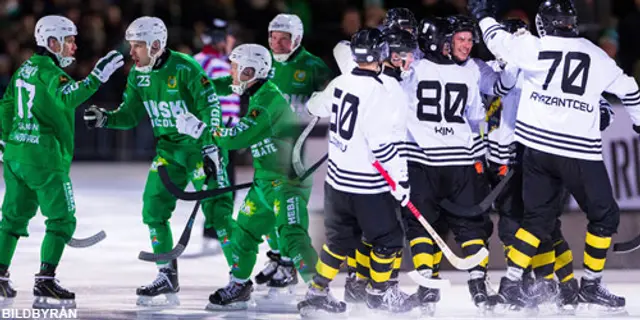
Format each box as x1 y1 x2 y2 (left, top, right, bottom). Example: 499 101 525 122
268 14 303 62
228 44 272 95
34 15 78 68
125 16 168 73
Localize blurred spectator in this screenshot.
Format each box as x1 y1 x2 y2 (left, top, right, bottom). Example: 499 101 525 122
341 7 361 39
599 28 619 59
364 3 385 28
618 0 640 76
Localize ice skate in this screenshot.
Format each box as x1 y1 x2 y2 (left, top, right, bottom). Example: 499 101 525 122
32 273 76 309
365 282 414 314
468 277 494 313
412 284 440 316
492 277 536 315
528 278 559 315
136 267 180 307
298 285 346 318
254 250 280 287
556 278 578 314
206 278 253 311
576 277 626 316
344 274 367 304
265 260 298 298
0 271 16 308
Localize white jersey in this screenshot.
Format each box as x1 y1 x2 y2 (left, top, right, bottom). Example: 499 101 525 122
307 68 408 194
486 60 616 165
480 18 640 161
400 56 515 166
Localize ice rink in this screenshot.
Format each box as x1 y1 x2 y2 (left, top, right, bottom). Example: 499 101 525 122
3 163 640 319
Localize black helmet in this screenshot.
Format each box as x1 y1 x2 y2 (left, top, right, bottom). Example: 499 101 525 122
203 18 229 45
417 17 448 55
500 18 528 33
382 27 417 55
535 0 578 37
350 27 387 63
445 15 479 43
383 8 418 34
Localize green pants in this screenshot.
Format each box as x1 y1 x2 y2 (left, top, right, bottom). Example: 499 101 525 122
0 160 76 268
143 146 235 266
231 178 317 282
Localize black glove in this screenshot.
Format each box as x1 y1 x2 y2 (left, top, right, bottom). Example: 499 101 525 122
468 0 494 21
83 105 107 129
201 144 221 178
633 124 640 135
600 107 614 131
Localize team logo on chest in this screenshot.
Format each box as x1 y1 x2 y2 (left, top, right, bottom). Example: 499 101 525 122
167 75 177 89
293 70 306 82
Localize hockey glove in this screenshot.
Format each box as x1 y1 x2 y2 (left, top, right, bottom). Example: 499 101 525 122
0 140 4 162
202 144 222 178
600 105 615 131
176 112 207 140
390 180 411 207
84 105 107 129
468 0 494 21
633 124 640 135
91 50 125 83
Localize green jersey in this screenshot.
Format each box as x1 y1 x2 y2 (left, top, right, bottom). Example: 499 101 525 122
0 54 102 171
211 77 300 181
269 47 331 122
105 50 221 149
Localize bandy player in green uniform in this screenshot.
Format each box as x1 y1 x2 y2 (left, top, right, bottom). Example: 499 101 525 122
82 16 235 306
254 13 331 291
0 15 124 309
175 43 318 310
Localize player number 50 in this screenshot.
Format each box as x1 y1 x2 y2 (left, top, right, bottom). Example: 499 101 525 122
330 88 359 140
16 79 35 119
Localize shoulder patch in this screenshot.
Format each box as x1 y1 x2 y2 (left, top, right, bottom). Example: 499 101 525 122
249 109 260 119
59 75 69 84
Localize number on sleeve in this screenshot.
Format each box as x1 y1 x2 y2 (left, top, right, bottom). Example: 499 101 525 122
16 79 35 119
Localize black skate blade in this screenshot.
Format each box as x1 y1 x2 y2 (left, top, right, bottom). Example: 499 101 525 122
251 291 303 314
33 296 76 309
0 297 14 308
205 301 249 311
299 304 349 319
576 303 628 317
136 293 180 308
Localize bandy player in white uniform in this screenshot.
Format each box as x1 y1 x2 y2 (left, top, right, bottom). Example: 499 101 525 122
400 15 518 315
486 18 619 312
470 0 640 312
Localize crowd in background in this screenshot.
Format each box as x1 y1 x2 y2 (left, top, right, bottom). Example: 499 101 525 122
0 0 637 160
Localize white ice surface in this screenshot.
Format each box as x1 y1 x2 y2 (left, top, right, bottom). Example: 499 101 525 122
2 164 640 319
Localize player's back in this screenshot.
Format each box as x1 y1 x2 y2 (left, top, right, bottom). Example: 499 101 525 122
515 36 620 160
3 55 77 171
403 58 484 166
312 69 394 194
379 66 409 143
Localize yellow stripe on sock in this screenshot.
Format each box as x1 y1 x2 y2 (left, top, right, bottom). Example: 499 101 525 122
462 239 485 248
560 273 574 283
433 251 443 265
410 237 434 247
322 244 345 261
370 270 393 283
412 253 434 269
531 251 555 268
583 252 606 271
554 250 573 271
507 247 532 269
585 232 611 250
515 228 540 248
371 252 394 264
356 250 371 268
316 260 340 280
347 256 356 268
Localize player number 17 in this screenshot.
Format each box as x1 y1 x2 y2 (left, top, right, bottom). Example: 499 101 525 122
16 79 35 119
